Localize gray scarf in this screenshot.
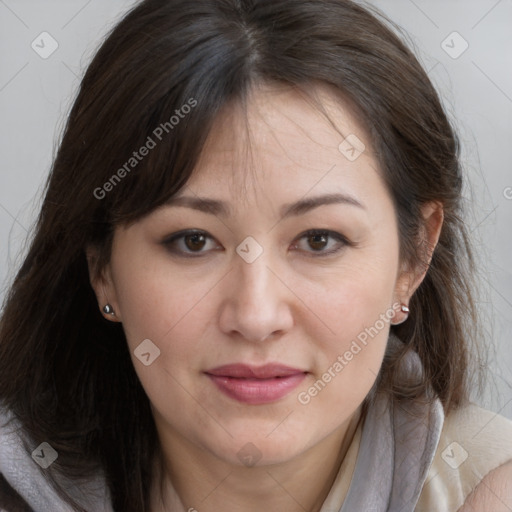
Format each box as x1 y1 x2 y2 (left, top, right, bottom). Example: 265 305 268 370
338 335 444 511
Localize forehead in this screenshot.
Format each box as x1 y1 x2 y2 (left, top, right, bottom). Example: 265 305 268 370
181 83 385 212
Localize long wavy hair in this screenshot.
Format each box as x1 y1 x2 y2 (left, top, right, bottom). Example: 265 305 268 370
0 0 481 510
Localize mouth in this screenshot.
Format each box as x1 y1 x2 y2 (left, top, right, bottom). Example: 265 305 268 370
204 363 308 405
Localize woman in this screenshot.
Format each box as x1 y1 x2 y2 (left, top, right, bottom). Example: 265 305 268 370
0 0 511 510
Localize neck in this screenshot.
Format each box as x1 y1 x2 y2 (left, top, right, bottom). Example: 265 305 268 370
150 407 364 512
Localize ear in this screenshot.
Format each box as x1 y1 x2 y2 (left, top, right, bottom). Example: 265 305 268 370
85 246 122 322
394 201 444 305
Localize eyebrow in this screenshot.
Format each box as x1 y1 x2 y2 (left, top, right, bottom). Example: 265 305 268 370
165 193 365 220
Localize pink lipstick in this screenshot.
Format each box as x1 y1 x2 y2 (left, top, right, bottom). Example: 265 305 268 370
205 363 307 405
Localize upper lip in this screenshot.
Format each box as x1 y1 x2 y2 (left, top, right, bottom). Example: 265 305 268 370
205 363 307 379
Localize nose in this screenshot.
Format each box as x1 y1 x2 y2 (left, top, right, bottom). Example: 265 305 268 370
218 249 294 343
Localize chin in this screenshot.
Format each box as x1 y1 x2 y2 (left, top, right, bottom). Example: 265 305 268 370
203 427 309 468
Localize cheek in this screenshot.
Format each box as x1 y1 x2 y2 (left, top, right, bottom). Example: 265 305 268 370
298 251 398 405
110 258 210 415
305 249 398 344
113 268 173 349
109 243 227 391
110 235 194 340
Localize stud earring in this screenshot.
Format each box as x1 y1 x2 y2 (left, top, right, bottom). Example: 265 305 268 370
102 304 115 316
391 303 410 326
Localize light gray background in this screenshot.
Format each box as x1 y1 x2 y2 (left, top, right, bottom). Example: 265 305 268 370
0 0 511 417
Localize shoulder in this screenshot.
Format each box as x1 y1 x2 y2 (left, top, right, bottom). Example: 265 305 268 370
457 459 512 511
416 402 512 512
0 403 113 512
0 472 33 512
0 406 34 511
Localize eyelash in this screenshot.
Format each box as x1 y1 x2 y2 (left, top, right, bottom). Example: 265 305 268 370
161 229 352 258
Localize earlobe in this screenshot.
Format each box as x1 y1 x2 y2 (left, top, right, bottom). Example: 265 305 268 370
390 302 410 326
85 246 122 322
102 303 117 317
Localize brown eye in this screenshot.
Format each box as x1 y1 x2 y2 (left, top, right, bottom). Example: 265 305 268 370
307 232 329 251
162 230 219 257
293 230 350 257
184 232 207 251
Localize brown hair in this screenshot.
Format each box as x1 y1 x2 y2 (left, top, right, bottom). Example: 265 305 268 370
0 0 481 510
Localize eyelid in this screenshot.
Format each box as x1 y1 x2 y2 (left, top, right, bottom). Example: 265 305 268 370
161 229 221 258
161 228 352 258
292 229 352 256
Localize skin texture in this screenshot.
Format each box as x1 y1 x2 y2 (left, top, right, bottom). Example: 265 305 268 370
88 84 443 512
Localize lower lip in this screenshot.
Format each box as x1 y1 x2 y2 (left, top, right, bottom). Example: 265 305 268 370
206 373 307 405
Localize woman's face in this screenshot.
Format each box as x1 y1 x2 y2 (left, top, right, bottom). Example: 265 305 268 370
95 85 413 467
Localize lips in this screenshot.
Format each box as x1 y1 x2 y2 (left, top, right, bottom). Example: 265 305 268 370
206 363 305 379
205 364 308 405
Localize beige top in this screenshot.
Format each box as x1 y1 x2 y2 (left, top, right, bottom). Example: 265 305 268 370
319 416 362 511
319 402 512 512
